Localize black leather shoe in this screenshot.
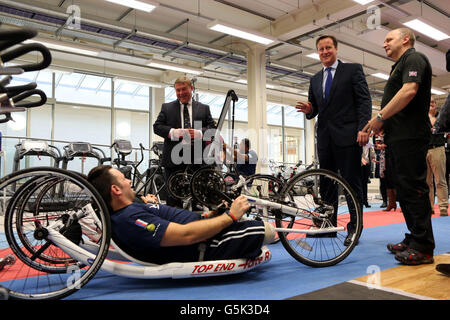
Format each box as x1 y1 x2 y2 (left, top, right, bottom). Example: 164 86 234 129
344 232 358 246
436 264 450 276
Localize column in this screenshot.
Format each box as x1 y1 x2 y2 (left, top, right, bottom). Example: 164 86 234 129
246 44 268 173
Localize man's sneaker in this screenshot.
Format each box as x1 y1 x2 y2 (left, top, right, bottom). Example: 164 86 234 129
387 242 408 254
395 248 434 265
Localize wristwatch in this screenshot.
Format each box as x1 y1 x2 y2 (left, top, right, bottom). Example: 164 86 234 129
376 113 384 122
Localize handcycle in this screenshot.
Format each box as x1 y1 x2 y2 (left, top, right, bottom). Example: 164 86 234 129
0 166 272 300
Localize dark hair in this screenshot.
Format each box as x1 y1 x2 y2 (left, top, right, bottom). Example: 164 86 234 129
242 138 250 149
316 35 338 49
87 165 116 207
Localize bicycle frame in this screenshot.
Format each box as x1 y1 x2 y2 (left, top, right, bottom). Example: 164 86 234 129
245 195 344 235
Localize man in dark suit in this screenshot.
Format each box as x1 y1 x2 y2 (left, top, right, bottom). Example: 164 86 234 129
154 76 215 207
296 35 372 246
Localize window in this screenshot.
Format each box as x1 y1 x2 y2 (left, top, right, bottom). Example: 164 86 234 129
114 109 150 169
266 102 306 166
53 104 111 174
114 79 150 111
55 72 112 107
0 112 27 175
266 104 283 126
9 69 53 98
284 105 304 128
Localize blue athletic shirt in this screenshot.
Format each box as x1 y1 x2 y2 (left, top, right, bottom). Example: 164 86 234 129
111 202 202 264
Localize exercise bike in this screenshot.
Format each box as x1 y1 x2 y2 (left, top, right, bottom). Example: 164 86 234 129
111 139 166 202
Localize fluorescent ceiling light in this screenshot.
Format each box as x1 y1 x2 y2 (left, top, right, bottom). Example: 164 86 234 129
105 0 158 13
207 20 276 46
403 18 449 41
236 78 247 84
147 60 203 75
352 0 374 5
25 39 100 56
431 88 446 95
306 53 320 60
371 72 390 80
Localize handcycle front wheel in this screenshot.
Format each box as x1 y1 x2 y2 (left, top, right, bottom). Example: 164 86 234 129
0 167 111 300
242 174 292 244
276 169 362 267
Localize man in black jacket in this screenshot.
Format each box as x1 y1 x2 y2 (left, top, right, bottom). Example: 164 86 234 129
296 35 372 246
153 77 215 207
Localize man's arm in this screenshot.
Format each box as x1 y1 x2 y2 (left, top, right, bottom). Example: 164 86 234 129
160 195 249 246
363 82 419 134
352 64 372 146
153 104 173 139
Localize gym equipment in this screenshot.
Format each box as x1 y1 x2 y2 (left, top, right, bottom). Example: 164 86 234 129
62 141 111 173
111 140 166 201
13 140 62 172
0 27 51 124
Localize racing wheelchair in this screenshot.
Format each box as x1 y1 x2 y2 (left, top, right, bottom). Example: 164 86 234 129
0 167 272 300
0 162 362 300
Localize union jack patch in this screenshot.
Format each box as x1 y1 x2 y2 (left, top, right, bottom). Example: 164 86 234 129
408 71 418 77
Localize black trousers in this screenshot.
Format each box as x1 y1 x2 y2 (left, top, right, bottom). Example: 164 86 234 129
379 177 387 203
389 139 435 254
361 163 371 204
318 142 363 233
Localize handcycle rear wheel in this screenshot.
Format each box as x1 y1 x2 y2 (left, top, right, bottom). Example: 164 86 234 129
0 167 111 300
276 169 362 267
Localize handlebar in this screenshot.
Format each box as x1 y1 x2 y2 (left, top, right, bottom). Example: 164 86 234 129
0 82 37 97
1 43 52 72
12 89 47 108
0 28 38 52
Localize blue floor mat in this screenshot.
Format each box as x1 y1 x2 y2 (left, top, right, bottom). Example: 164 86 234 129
66 216 450 300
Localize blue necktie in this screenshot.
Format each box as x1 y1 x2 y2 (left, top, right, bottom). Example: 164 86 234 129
183 103 191 129
324 67 333 101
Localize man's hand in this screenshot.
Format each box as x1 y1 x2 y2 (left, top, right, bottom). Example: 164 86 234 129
187 129 202 140
295 101 312 114
141 194 158 204
363 117 384 136
171 128 186 139
229 195 250 220
357 130 369 146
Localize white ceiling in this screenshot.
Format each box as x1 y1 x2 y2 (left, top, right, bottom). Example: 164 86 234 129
0 0 448 105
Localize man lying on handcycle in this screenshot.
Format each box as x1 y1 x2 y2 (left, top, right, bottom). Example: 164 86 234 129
87 165 275 265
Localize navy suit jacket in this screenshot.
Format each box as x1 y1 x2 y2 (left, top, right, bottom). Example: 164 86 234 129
307 60 372 149
153 99 215 168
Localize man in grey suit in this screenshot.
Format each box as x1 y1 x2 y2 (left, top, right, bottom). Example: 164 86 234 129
154 76 215 207
296 35 372 246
